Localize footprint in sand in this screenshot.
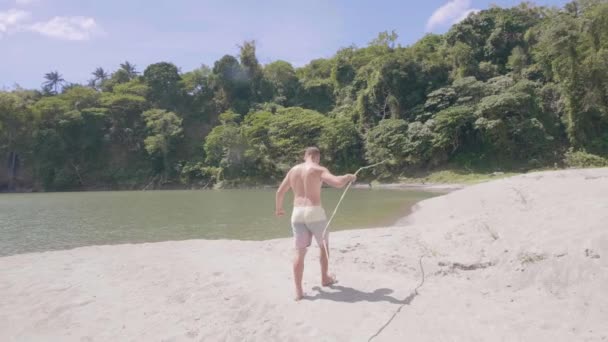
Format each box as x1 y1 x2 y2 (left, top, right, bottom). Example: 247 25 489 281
339 243 361 253
585 249 600 259
186 330 199 338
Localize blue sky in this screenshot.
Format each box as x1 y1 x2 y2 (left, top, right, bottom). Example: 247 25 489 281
1 0 568 89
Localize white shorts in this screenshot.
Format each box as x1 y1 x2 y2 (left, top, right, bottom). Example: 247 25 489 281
291 206 328 249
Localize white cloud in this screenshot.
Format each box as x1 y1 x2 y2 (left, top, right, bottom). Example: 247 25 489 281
29 16 101 41
1 8 101 41
426 0 480 32
0 9 30 36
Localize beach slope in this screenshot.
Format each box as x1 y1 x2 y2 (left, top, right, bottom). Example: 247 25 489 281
1 168 607 341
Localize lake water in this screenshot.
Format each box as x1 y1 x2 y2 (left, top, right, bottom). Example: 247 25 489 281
0 188 437 257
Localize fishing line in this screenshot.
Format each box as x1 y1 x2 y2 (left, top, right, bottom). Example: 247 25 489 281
321 160 389 268
317 159 428 341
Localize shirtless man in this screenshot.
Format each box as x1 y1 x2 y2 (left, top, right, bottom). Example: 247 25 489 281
275 147 356 301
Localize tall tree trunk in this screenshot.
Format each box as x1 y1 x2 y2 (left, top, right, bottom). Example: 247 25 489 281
162 140 170 183
7 151 19 191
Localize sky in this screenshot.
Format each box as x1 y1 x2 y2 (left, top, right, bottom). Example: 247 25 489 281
1 0 569 89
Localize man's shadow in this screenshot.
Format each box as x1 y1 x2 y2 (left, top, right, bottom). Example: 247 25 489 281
305 285 418 305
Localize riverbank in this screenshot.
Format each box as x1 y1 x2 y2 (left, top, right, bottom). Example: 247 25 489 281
1 168 607 341
354 182 465 193
0 167 538 193
353 168 521 192
0 167 583 194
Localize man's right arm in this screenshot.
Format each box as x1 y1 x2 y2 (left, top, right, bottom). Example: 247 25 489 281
275 169 291 216
320 167 356 188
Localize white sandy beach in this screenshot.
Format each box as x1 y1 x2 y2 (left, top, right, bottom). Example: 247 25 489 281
1 168 607 342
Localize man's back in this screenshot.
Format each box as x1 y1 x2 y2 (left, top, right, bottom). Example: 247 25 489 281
275 148 355 218
288 162 324 207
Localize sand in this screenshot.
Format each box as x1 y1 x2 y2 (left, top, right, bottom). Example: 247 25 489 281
1 168 607 342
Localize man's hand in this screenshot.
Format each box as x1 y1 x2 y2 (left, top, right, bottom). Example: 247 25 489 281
275 207 285 217
345 173 357 183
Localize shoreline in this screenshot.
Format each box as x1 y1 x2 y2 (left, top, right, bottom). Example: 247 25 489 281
353 182 465 192
0 185 441 258
0 167 523 194
1 180 467 194
1 168 607 341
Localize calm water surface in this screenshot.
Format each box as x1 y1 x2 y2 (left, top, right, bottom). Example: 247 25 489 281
0 188 437 256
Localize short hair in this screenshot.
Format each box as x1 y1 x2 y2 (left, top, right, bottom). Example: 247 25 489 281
304 146 320 158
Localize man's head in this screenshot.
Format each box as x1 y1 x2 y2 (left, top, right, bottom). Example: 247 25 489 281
304 146 321 164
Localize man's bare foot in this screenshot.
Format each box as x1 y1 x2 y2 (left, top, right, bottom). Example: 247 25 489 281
294 291 304 301
322 274 338 287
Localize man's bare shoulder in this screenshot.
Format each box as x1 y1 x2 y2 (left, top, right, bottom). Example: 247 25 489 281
316 165 330 173
288 163 327 175
288 163 304 173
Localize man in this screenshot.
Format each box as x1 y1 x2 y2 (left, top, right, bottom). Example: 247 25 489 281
275 147 356 301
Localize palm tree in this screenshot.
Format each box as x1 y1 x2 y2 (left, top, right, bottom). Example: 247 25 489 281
42 71 65 94
90 67 109 89
120 61 138 80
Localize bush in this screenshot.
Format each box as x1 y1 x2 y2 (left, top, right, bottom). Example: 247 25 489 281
179 162 222 187
563 149 608 168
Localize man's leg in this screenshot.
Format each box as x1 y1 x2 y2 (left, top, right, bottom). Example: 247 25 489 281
293 247 307 301
292 222 312 301
311 224 337 286
319 238 330 283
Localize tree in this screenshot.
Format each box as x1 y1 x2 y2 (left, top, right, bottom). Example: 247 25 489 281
31 96 70 126
403 121 438 167
0 92 33 190
474 81 556 162
54 108 109 187
507 46 528 77
142 109 183 181
331 57 356 88
31 128 68 190
356 54 427 125
42 71 65 95
89 67 109 89
62 86 101 110
296 58 333 80
318 118 363 173
212 55 250 114
100 84 148 150
297 79 334 114
533 2 608 153
143 62 183 111
364 119 409 176
433 105 477 156
181 65 217 121
239 40 265 103
450 42 477 79
263 61 299 106
120 61 139 80
267 107 329 166
369 30 399 49
203 110 259 180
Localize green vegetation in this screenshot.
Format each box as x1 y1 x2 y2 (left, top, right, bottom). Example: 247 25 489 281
399 170 520 185
563 149 608 167
2 1 608 191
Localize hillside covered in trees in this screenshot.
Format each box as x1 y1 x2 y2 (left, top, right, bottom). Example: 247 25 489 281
2 0 608 191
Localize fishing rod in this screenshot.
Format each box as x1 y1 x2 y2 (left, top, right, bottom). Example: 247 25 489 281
321 160 389 265
318 159 428 342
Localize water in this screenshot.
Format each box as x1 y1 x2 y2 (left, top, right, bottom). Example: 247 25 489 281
0 189 437 257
